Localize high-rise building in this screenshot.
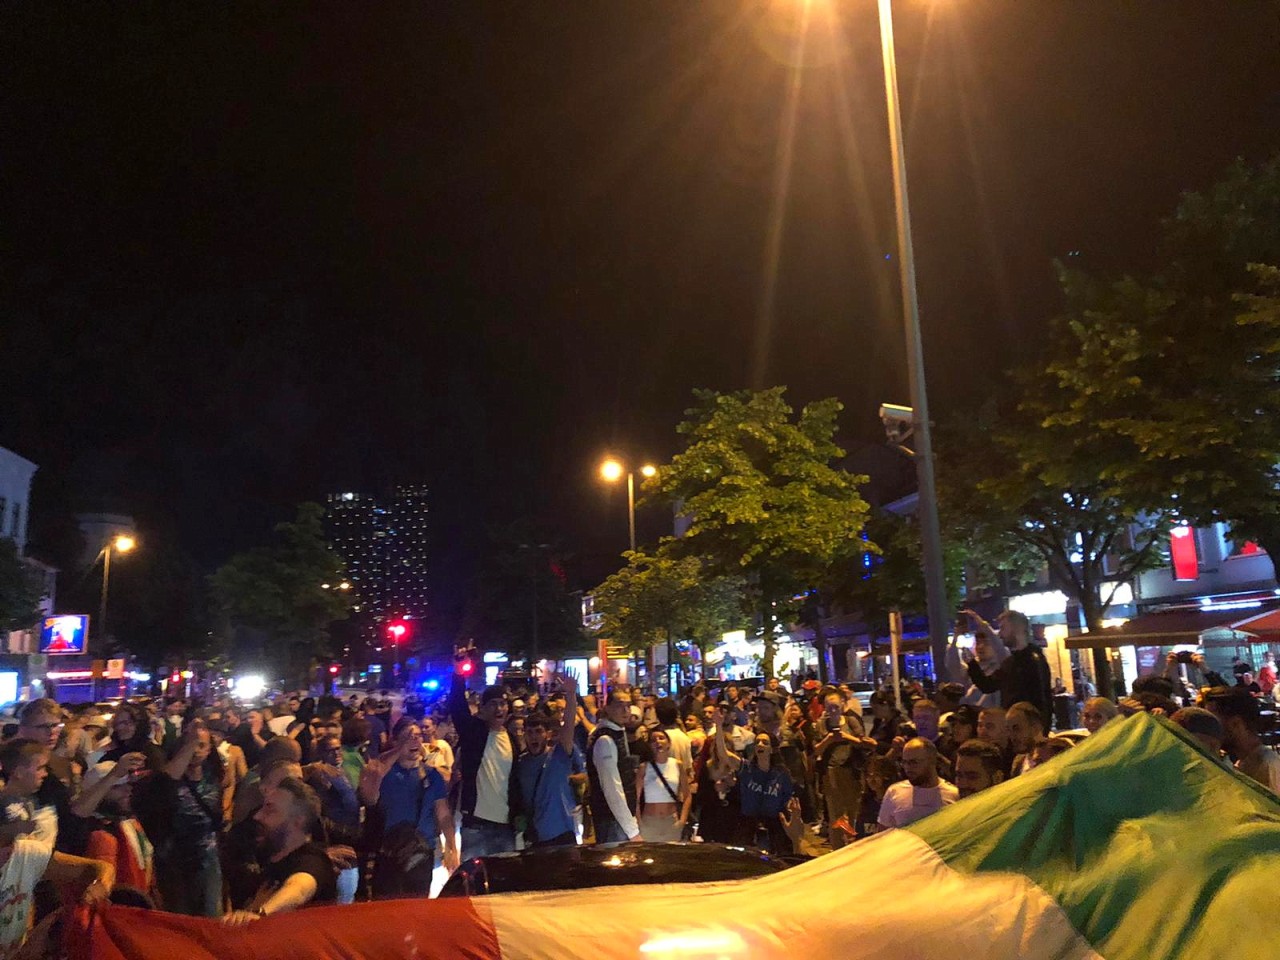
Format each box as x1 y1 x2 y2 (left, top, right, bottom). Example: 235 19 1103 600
325 485 430 634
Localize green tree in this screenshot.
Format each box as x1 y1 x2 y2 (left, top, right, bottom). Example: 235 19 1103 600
938 385 1170 694
1041 157 1280 569
0 539 45 633
590 550 746 681
209 502 351 684
648 388 872 677
460 523 585 662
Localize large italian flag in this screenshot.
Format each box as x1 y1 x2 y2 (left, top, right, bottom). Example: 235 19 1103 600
77 713 1280 960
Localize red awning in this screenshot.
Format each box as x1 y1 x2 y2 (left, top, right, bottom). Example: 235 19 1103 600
1064 606 1270 650
1229 607 1280 638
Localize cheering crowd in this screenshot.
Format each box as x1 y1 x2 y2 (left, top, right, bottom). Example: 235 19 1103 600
0 608 1275 956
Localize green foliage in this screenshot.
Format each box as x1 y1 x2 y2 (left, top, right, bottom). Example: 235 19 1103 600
460 522 585 660
835 511 969 636
209 502 351 681
591 551 746 668
104 537 211 668
0 539 46 633
647 388 872 676
1039 156 1280 564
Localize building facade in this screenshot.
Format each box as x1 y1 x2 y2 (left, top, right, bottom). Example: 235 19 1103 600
0 447 37 552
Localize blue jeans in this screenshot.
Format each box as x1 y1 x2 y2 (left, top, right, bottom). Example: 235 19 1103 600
594 818 630 845
460 818 515 860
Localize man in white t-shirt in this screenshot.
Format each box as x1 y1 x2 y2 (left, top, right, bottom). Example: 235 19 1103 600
878 738 959 829
0 833 113 957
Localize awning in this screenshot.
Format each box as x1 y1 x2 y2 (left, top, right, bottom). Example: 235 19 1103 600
1063 606 1268 650
1230 608 1280 639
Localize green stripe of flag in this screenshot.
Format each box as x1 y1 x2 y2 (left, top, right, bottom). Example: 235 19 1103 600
908 712 1280 960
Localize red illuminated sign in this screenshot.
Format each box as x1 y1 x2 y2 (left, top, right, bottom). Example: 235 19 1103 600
1170 526 1199 581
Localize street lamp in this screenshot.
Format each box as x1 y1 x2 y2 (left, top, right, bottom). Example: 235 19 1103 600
874 0 951 676
599 459 657 552
98 534 136 650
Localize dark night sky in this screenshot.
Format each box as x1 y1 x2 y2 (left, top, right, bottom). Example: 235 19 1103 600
3 2 1279 635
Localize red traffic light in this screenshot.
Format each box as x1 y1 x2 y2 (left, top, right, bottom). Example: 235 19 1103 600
386 621 408 642
170 672 181 684
461 660 473 675
328 664 340 675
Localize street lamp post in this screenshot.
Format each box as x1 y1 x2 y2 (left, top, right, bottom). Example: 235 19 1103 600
98 534 136 651
876 0 951 675
599 459 656 553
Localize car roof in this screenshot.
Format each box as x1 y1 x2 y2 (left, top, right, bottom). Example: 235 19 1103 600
443 842 790 897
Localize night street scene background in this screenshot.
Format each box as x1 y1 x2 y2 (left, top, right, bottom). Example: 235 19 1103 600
3 3 1280 958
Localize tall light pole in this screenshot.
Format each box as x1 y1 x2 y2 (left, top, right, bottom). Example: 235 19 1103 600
599 458 657 553
877 0 951 675
98 534 136 651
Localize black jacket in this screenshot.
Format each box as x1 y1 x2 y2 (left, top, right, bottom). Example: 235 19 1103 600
968 644 1053 723
448 675 518 823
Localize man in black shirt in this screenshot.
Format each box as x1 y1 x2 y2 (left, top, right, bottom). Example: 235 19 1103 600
223 777 336 924
963 610 1053 723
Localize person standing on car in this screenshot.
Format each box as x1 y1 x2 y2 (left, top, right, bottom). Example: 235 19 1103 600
449 645 517 859
514 675 581 848
587 689 642 844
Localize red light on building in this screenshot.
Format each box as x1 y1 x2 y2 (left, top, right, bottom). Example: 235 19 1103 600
1170 525 1200 581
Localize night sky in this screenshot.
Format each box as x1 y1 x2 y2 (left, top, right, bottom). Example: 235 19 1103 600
4 2 1279 635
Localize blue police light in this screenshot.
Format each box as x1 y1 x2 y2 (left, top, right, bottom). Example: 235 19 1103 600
423 678 440 691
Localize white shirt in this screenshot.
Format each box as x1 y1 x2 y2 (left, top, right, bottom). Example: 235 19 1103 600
591 721 641 839
474 729 513 823
0 836 52 957
877 780 959 829
1236 744 1280 794
664 726 693 774
267 714 294 737
643 756 682 804
424 739 454 776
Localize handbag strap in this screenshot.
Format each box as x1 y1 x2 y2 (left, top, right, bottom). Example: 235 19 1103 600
180 777 221 830
649 759 680 804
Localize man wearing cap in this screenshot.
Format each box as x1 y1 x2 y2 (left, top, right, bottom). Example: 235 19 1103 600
1203 687 1280 792
450 646 518 858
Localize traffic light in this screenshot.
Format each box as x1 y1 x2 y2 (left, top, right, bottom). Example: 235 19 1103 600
460 659 473 675
386 621 408 642
328 664 340 675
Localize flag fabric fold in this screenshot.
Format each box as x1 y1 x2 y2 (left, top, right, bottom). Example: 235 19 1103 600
75 713 1280 960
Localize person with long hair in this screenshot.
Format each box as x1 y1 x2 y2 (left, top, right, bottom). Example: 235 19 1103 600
737 731 793 853
148 720 225 916
637 727 688 843
99 703 165 772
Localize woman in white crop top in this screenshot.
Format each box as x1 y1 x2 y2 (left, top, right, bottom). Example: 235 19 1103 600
637 727 688 842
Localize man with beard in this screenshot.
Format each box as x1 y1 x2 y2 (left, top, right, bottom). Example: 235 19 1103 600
952 739 1006 799
223 777 335 924
876 738 958 829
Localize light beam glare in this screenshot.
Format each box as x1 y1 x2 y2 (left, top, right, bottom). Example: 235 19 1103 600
751 0 813 388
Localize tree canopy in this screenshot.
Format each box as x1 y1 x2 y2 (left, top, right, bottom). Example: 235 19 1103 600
590 550 745 680
1040 156 1280 568
647 388 872 677
0 539 46 634
209 502 351 683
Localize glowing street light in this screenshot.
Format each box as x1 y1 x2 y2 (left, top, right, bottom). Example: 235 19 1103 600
598 458 657 552
99 533 138 651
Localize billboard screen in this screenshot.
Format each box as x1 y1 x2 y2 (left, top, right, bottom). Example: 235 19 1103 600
40 615 89 656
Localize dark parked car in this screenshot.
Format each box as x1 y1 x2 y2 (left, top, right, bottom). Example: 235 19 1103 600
438 842 798 898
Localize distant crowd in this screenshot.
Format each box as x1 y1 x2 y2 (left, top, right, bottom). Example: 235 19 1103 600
0 607 1273 957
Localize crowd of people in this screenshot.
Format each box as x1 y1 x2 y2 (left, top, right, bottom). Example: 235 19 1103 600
0 608 1274 955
